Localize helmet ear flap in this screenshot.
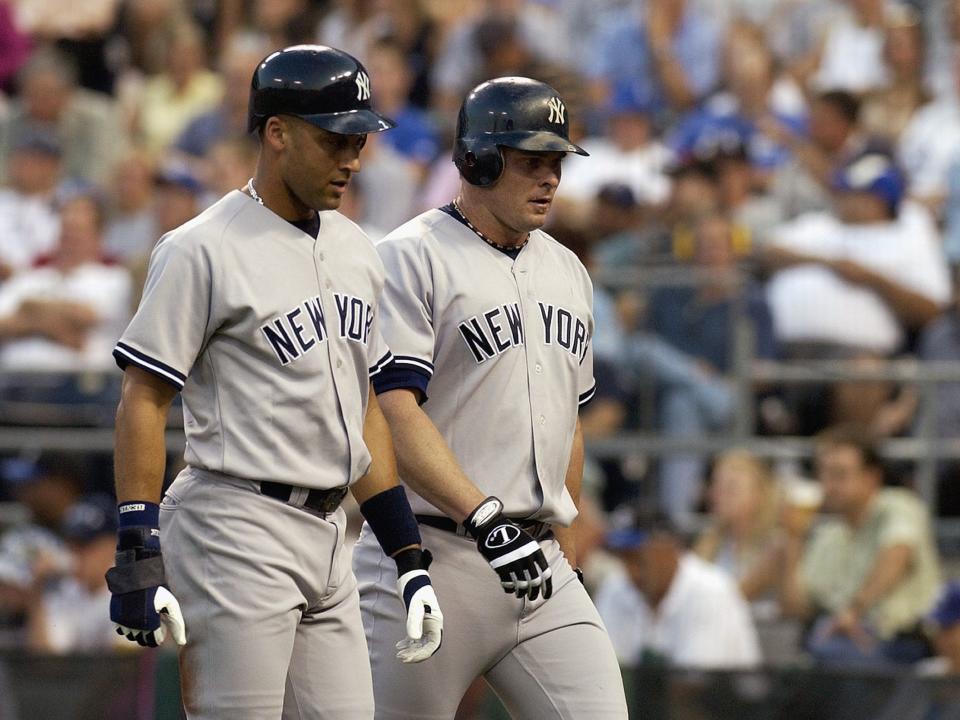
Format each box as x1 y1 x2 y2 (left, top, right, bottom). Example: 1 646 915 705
454 140 504 187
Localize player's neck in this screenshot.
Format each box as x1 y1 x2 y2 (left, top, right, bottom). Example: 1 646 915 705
454 194 528 248
248 169 316 223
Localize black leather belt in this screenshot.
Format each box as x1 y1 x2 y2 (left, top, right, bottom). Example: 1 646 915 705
415 514 553 541
260 481 348 515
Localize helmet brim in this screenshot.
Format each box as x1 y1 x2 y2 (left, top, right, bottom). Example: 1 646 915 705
497 131 589 157
301 109 396 134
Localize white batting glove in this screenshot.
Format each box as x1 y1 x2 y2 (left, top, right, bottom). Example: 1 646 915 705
115 587 187 647
395 552 443 663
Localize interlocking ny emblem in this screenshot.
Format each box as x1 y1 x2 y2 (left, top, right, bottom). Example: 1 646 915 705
485 524 521 549
355 71 371 101
547 96 565 124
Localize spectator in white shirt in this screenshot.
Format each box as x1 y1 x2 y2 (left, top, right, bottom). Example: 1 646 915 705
0 128 64 280
0 190 132 371
595 515 761 670
763 153 950 356
761 153 950 429
25 494 125 653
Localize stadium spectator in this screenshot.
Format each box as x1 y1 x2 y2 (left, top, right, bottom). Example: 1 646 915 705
557 79 673 212
0 127 62 279
173 36 271 162
695 450 782 602
861 5 960 216
152 163 204 235
133 21 224 156
635 212 776 521
796 0 890 93
0 191 132 371
0 453 83 647
199 136 258 204
924 581 960 674
777 425 941 667
24 493 124 653
0 47 125 186
0 3 32 93
586 0 722 121
669 20 807 176
711 139 785 241
595 514 761 669
102 148 157 266
762 153 950 429
766 90 885 221
363 36 440 176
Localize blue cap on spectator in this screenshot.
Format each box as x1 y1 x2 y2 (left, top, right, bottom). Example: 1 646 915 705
596 182 637 209
607 79 653 118
831 153 905 213
155 163 204 195
12 125 62 157
605 528 650 551
62 494 117 543
929 581 960 630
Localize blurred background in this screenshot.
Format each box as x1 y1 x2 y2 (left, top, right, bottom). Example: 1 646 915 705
3 0 960 718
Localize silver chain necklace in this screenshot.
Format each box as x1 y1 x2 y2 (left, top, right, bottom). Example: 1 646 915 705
452 197 528 252
246 178 263 205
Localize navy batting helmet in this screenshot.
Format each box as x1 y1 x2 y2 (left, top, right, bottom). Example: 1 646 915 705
453 77 588 187
247 45 395 135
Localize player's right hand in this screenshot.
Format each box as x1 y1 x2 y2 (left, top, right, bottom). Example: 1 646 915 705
105 501 187 648
464 497 552 601
394 548 443 663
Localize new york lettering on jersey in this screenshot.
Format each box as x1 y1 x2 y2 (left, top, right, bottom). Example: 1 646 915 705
457 300 587 364
261 292 375 366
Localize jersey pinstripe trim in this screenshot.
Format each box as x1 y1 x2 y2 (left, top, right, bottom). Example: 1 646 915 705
392 355 434 377
578 382 597 407
369 350 395 378
113 342 187 390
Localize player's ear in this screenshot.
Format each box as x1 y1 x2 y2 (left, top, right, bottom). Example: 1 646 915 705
262 116 289 152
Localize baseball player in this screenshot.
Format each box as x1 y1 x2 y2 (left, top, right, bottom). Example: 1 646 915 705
106 46 443 720
353 77 629 718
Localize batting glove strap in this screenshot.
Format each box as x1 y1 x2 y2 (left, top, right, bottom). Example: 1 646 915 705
105 555 167 594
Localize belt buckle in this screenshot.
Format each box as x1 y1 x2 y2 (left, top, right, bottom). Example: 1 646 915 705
319 487 347 514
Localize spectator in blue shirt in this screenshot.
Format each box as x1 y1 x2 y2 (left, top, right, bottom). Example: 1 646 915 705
586 0 721 122
365 36 440 176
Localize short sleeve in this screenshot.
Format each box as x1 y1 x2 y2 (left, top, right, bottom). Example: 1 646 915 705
112 237 213 390
366 309 393 380
372 237 437 394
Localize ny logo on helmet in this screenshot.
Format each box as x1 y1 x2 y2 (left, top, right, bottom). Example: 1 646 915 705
355 71 371 102
547 97 565 125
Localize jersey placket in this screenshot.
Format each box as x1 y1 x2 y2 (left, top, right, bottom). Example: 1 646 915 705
312 240 354 483
510 242 547 514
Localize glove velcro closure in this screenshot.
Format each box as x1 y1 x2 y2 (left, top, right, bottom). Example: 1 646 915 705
105 555 166 594
398 570 432 609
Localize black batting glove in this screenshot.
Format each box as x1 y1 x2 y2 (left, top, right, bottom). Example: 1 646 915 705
464 497 552 601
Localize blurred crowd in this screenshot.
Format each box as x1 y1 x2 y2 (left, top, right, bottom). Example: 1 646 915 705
1 0 960 689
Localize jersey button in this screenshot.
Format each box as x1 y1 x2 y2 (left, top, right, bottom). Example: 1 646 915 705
325 280 332 289
535 363 542 374
336 359 343 368
538 415 546 425
319 252 325 261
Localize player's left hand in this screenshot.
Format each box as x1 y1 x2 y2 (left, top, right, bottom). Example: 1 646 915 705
394 548 443 663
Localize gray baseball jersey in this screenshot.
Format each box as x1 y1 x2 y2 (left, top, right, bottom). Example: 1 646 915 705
357 205 627 719
371 207 595 525
114 190 392 490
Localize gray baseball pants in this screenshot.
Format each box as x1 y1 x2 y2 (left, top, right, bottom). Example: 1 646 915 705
160 467 374 720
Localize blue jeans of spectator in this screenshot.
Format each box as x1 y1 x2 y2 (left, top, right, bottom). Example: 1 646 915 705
806 615 932 669
623 334 734 523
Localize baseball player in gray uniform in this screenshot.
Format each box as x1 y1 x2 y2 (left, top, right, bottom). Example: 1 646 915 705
105 46 443 720
353 77 628 718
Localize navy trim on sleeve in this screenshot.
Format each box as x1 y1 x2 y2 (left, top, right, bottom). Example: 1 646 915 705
113 342 186 390
392 354 434 377
578 382 597 408
372 364 430 401
368 350 395 379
